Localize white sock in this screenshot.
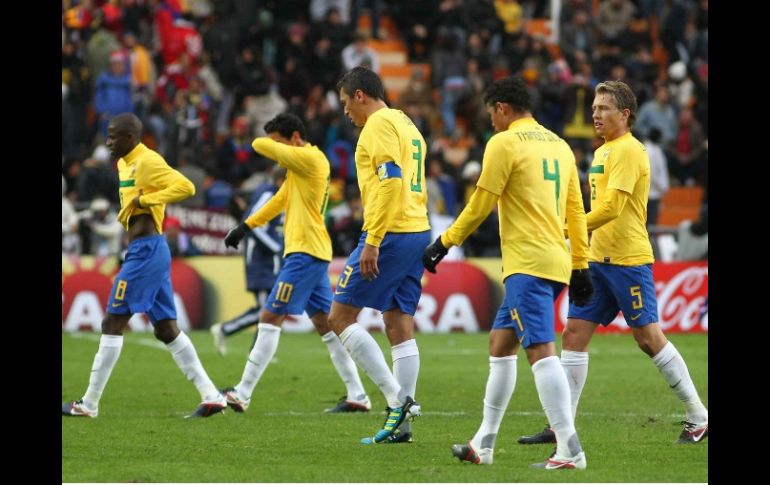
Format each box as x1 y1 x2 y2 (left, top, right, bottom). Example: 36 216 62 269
321 331 367 402
470 355 517 452
339 323 403 408
82 335 123 409
235 323 281 400
167 331 220 402
532 356 582 458
392 339 420 433
561 350 589 419
652 342 708 423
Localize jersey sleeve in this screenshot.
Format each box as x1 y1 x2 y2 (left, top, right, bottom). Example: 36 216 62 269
606 144 641 194
475 135 511 196
136 155 195 206
252 138 317 176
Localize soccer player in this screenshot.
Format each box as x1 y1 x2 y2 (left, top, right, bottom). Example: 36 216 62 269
330 66 431 444
62 113 227 419
423 76 593 469
518 80 708 446
210 168 286 357
220 113 371 414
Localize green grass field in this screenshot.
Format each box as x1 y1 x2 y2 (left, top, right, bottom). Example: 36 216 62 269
62 330 708 483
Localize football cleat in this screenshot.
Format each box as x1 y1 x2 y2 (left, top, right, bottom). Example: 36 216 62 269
676 420 708 444
210 323 227 356
361 396 420 444
325 395 371 413
530 450 587 470
185 395 227 418
61 399 98 418
361 429 414 445
220 387 250 412
518 425 556 444
451 442 493 465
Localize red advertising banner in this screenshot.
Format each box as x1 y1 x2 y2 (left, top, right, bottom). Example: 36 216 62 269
165 205 238 255
62 256 205 332
62 256 707 333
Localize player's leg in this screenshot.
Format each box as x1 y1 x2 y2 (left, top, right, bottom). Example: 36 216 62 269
612 264 708 443
311 310 371 412
62 312 131 418
210 290 267 356
63 240 155 418
379 231 429 441
225 254 322 411
452 305 519 465
522 277 586 469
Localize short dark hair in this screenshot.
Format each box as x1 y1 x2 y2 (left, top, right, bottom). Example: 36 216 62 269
595 80 638 128
483 76 532 113
264 113 307 140
336 66 385 101
110 112 142 136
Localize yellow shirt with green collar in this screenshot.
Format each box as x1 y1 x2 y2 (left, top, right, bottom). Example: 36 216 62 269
443 118 589 284
245 138 332 262
588 131 654 265
116 143 195 234
355 108 430 247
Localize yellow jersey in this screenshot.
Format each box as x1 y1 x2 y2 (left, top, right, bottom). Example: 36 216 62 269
246 139 332 262
117 143 195 233
588 132 654 265
476 118 586 284
355 108 430 245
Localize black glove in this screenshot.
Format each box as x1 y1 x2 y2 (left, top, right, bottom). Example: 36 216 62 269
224 222 250 249
569 269 594 306
423 236 449 273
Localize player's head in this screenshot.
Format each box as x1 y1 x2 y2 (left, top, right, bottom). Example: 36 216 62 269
106 113 142 159
264 113 307 146
336 66 385 127
593 80 637 138
483 76 533 132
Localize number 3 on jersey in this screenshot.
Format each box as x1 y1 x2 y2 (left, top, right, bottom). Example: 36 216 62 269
410 139 423 192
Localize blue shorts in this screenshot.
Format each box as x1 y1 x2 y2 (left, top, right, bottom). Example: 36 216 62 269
106 235 176 324
493 274 565 349
333 231 431 315
568 263 659 327
265 253 332 317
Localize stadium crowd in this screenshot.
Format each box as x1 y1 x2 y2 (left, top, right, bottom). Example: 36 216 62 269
62 0 708 259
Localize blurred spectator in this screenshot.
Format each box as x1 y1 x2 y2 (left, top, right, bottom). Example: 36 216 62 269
427 158 459 216
667 61 694 111
676 213 707 261
561 73 596 151
342 33 381 73
81 198 124 257
164 215 202 257
668 108 705 186
62 176 80 255
75 145 119 206
635 82 678 145
595 0 636 44
327 184 364 256
644 128 670 227
93 51 134 138
397 68 436 136
432 29 468 135
352 0 382 39
176 149 207 208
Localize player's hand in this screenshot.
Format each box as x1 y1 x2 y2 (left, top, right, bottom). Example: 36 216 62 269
423 236 449 273
132 189 145 209
569 269 594 306
360 243 379 280
224 222 249 249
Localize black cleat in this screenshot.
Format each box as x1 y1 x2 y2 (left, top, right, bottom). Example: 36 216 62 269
382 429 413 444
325 395 371 413
518 425 556 444
676 420 708 444
184 397 227 418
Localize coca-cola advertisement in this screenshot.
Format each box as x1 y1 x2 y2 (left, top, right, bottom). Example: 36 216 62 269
554 262 708 333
